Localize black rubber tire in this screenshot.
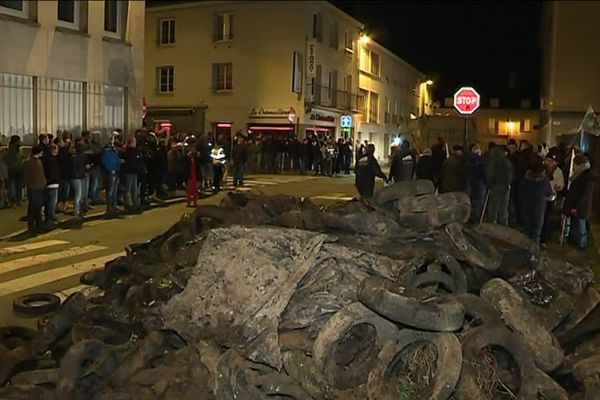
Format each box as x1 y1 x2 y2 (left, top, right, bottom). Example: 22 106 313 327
474 223 539 256
455 325 538 400
13 293 61 316
374 179 435 206
312 302 400 390
80 269 106 287
398 193 471 231
447 293 503 332
445 222 502 271
254 372 314 399
0 326 38 351
358 276 465 332
10 368 59 386
367 329 462 400
406 255 468 294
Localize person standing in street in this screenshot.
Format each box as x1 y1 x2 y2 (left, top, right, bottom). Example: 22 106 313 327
563 154 595 251
56 135 72 213
416 148 435 182
6 135 24 207
440 145 466 193
355 144 388 199
43 144 60 224
541 150 565 246
0 148 8 208
70 138 88 218
198 138 213 191
466 144 488 222
211 143 226 192
518 156 551 245
184 146 200 207
487 146 513 226
390 140 417 182
232 136 248 187
22 145 46 232
102 132 122 217
122 137 144 213
88 131 103 205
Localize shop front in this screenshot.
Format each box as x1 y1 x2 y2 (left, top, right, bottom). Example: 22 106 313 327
246 106 297 139
302 108 340 140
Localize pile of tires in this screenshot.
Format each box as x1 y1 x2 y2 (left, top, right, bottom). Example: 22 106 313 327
1 187 598 399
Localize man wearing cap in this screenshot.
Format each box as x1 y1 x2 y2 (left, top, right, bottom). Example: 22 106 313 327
563 154 595 250
541 149 565 246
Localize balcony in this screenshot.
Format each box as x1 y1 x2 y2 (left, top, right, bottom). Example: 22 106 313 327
305 83 362 112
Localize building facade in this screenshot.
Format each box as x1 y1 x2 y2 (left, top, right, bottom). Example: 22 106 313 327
540 1 600 144
0 0 145 145
144 0 426 162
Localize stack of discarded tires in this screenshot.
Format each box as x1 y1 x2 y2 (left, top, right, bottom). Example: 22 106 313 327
1 180 599 399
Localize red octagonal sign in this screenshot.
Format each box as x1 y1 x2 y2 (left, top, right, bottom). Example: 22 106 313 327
453 86 480 115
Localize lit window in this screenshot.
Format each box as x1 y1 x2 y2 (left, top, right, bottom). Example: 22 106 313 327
344 31 353 53
521 118 531 132
359 47 380 77
488 118 496 134
157 66 174 93
213 63 233 91
215 12 233 41
370 52 380 76
359 88 368 118
0 0 28 18
57 0 80 30
369 92 379 123
104 0 126 38
159 18 175 45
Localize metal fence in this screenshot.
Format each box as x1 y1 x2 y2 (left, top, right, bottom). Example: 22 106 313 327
0 73 33 142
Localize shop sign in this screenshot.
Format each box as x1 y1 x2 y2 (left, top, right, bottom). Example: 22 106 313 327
340 115 352 128
307 40 317 78
249 107 294 118
310 112 335 123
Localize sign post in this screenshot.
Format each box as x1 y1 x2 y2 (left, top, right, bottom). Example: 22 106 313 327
453 86 481 148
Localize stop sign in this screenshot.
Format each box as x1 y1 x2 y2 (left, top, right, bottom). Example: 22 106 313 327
453 86 480 115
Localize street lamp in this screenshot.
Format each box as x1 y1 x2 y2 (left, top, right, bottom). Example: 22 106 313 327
359 33 370 45
425 80 434 86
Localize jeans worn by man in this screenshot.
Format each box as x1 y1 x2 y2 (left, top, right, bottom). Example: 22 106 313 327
8 173 22 205
81 173 90 209
59 178 70 206
70 178 84 217
27 188 44 229
106 173 119 215
570 217 588 250
467 182 486 223
44 187 59 222
89 166 102 204
123 173 140 210
488 185 510 226
233 163 246 186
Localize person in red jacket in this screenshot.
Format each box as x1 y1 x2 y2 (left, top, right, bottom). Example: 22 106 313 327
184 146 199 207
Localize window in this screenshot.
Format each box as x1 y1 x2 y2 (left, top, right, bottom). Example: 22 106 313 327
359 47 380 77
488 118 497 134
521 118 531 132
159 18 175 44
329 22 338 49
370 52 380 76
384 96 390 124
86 83 126 133
57 0 79 29
0 73 33 141
213 63 233 91
157 66 174 93
369 92 379 123
0 0 28 18
104 0 126 38
214 12 233 41
38 78 83 136
312 13 322 42
344 30 354 53
359 88 368 118
392 99 399 124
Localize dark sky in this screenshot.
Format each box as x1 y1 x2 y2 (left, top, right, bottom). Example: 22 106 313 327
332 1 543 107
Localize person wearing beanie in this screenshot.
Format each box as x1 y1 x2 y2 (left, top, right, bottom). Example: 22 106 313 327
564 154 595 250
541 149 565 246
518 155 551 245
22 145 47 232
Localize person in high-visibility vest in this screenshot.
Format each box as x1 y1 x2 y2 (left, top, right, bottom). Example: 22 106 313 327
211 144 226 192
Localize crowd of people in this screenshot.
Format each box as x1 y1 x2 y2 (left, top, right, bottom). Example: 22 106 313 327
356 138 596 251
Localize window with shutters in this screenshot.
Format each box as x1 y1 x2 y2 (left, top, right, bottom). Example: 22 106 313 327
156 66 174 93
104 0 127 39
521 118 531 132
488 118 496 134
312 13 322 42
384 96 391 124
159 18 175 45
329 22 339 49
369 92 379 123
214 12 233 41
213 63 233 91
344 30 354 53
359 89 368 119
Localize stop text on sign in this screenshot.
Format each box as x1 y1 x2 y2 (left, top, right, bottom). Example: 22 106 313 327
453 86 481 115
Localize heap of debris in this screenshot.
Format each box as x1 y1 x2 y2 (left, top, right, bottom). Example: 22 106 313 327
1 180 599 399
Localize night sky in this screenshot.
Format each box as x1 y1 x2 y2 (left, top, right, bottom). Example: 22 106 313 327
332 1 543 107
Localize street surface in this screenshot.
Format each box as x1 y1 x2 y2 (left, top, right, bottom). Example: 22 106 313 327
0 174 361 327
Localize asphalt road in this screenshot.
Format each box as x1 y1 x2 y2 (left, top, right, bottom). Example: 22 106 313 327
0 174 363 327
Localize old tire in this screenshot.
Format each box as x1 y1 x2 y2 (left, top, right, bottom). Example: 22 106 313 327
445 222 502 271
312 302 400 390
358 276 465 332
10 368 59 386
374 179 435 206
13 293 61 316
446 293 503 331
456 325 538 400
367 329 462 400
405 255 468 294
474 223 539 256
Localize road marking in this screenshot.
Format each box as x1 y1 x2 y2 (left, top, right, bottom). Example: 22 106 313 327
0 245 106 275
0 240 69 257
311 195 354 201
0 252 122 297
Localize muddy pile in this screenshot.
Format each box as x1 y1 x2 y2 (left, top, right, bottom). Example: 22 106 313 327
1 180 599 399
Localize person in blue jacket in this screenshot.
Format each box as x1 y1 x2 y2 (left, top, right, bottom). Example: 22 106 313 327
101 132 122 217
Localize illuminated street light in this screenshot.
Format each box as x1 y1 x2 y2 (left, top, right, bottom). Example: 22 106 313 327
359 34 370 44
426 80 434 85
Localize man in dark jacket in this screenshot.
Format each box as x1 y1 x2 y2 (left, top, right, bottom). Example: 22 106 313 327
431 137 447 187
101 133 122 217
466 144 487 222
6 135 24 206
43 144 60 223
56 137 72 213
22 145 46 232
70 138 88 218
122 137 144 212
416 148 435 182
564 154 595 250
519 156 551 245
487 146 513 225
355 144 388 199
232 137 248 187
390 140 417 182
440 145 466 193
